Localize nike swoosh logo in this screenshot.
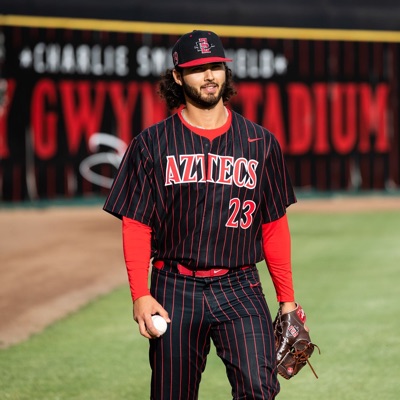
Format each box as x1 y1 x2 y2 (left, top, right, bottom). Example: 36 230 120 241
248 137 263 142
213 269 222 273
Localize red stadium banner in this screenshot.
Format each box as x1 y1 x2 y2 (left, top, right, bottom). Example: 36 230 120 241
0 19 399 201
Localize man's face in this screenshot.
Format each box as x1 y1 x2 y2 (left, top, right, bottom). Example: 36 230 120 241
179 62 226 108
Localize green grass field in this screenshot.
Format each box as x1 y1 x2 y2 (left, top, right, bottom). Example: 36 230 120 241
1 209 399 399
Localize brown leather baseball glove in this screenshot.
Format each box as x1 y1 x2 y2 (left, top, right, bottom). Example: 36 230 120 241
273 304 320 379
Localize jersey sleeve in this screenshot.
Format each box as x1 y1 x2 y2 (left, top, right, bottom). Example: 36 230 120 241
103 136 155 225
263 134 296 222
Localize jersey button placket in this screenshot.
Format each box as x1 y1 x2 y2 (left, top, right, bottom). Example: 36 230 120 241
196 139 211 262
202 140 210 188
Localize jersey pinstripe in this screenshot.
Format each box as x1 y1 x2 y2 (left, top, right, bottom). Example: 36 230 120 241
103 110 296 270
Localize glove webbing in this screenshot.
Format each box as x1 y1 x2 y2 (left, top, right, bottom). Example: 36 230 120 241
291 342 321 379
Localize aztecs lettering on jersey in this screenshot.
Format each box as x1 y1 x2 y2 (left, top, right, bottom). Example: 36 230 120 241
165 153 259 189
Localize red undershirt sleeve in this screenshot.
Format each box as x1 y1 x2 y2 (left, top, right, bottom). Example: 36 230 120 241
262 214 295 302
122 216 152 302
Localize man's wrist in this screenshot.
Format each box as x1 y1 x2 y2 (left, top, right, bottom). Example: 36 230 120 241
279 301 297 314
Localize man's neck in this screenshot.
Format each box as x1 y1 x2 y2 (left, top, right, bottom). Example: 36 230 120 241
182 102 228 130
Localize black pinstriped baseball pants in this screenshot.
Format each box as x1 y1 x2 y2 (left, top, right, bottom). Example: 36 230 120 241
149 264 280 400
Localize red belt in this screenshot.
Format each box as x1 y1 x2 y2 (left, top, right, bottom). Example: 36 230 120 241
153 261 251 278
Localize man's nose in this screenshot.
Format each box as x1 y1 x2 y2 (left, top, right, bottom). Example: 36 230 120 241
204 69 214 80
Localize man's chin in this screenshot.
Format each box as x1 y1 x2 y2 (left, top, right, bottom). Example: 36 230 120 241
197 94 222 108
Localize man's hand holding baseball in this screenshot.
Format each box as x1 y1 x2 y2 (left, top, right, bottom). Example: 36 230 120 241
133 295 170 339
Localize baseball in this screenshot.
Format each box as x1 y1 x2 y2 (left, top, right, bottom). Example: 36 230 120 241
151 315 168 335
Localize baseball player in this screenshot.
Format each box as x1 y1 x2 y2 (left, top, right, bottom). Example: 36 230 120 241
104 30 305 399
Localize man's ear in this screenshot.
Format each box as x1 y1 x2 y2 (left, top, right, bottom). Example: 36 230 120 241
172 69 183 86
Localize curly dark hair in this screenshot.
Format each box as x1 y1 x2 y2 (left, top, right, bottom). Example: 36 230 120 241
157 64 237 110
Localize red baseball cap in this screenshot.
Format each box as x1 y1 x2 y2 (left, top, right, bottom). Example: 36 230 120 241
172 30 232 68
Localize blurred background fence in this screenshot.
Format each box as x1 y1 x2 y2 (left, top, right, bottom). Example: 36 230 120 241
1 1 399 202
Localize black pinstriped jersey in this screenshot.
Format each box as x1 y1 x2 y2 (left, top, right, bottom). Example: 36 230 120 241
103 109 296 270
